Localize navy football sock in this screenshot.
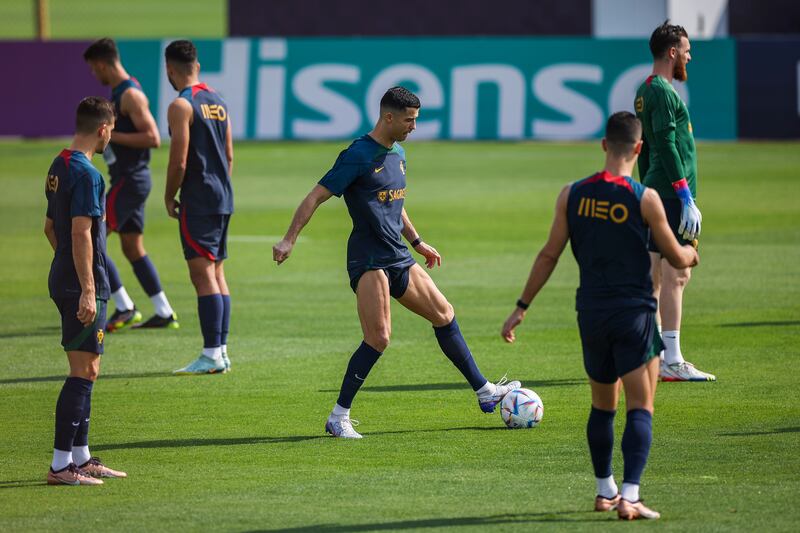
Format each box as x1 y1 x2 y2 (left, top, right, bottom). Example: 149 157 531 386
131 255 163 296
221 294 231 346
106 253 122 293
622 408 653 486
433 318 487 391
54 377 93 452
587 406 616 479
73 387 92 447
197 294 223 349
336 342 382 409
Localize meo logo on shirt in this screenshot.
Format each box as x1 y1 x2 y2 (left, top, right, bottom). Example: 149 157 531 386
577 197 629 223
200 104 227 121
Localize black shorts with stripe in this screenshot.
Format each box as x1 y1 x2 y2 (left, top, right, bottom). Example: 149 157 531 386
53 297 107 354
179 209 230 262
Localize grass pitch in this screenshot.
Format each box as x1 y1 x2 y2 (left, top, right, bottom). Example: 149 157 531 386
0 140 798 531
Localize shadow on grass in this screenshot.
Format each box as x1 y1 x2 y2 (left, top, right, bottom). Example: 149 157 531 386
719 320 800 328
0 479 44 490
719 426 800 437
0 371 171 385
318 378 585 394
247 511 606 531
93 426 510 451
0 326 59 339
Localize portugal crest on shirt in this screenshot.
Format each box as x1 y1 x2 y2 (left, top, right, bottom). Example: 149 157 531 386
377 191 388 203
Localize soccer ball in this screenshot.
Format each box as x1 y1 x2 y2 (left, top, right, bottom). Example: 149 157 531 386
500 388 544 429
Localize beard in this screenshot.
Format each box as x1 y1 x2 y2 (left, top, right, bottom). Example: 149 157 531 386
673 59 688 82
168 74 179 91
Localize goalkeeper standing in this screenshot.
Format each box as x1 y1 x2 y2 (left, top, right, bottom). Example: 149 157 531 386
634 21 714 382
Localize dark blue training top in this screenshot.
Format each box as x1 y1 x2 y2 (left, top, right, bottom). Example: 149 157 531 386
319 135 416 278
567 171 655 311
45 149 110 301
103 77 150 185
174 83 233 216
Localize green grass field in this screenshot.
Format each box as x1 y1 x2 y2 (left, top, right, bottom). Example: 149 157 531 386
0 0 226 39
0 140 798 531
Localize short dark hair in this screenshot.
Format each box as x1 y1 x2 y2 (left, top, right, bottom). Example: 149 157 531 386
605 111 641 154
380 86 420 112
83 38 119 64
75 96 115 134
649 20 688 59
165 40 198 74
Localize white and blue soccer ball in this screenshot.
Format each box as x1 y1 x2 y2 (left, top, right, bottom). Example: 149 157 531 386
500 388 544 429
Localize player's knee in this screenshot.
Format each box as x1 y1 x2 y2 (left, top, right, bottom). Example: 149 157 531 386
433 302 455 327
671 267 691 288
366 329 391 352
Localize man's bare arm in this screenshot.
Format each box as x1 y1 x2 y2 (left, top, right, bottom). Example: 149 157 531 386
72 216 96 327
272 184 334 264
164 98 192 218
113 89 161 149
501 185 571 342
641 188 698 269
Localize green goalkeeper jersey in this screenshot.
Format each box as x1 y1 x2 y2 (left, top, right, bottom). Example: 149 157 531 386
634 74 697 199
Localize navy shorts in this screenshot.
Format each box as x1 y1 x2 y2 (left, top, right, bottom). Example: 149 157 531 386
350 264 412 299
53 298 107 354
577 307 663 384
179 210 230 261
106 174 151 234
649 198 694 253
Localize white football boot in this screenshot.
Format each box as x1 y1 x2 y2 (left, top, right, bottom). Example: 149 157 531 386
659 360 716 382
325 415 363 439
477 375 522 413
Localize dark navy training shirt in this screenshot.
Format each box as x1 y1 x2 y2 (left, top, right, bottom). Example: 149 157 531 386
45 149 109 301
104 77 151 184
567 171 655 312
319 135 416 278
175 83 233 216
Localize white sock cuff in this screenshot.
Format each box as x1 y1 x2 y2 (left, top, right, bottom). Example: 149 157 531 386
331 404 350 417
150 291 174 318
621 482 640 502
111 287 134 312
202 347 222 360
475 381 493 396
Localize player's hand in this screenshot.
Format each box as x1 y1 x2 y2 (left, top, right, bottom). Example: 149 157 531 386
77 291 96 328
414 242 441 268
501 307 526 343
273 239 294 265
683 243 700 268
678 198 702 241
165 197 180 219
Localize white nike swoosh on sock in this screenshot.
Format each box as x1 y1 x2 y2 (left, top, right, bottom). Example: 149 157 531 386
71 422 80 427
354 374 365 381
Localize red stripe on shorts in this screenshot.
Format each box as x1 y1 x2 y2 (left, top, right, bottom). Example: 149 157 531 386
180 207 216 261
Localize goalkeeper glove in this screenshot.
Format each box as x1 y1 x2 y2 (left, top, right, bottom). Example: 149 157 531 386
672 178 702 241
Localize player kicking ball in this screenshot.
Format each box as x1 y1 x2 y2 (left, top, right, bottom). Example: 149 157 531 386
274 87 520 438
501 112 699 519
44 97 126 485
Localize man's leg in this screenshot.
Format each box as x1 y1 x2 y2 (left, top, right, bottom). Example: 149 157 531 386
105 247 139 332
173 257 225 374
588 379 621 509
48 350 104 486
120 232 177 326
216 261 231 370
326 270 391 438
397 264 519 412
658 258 715 381
617 357 661 520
